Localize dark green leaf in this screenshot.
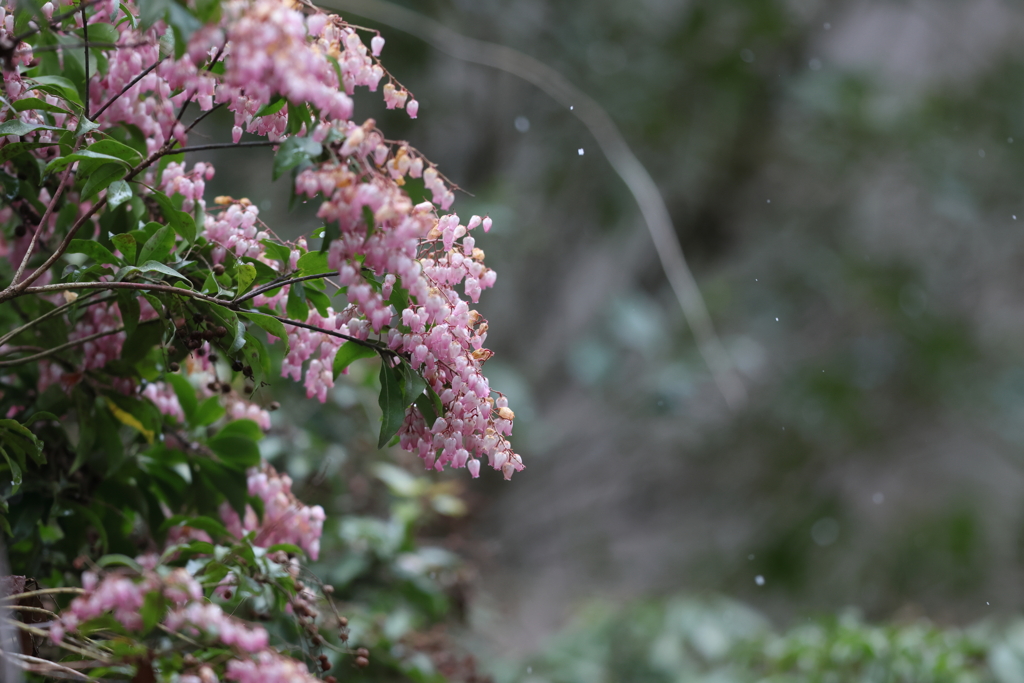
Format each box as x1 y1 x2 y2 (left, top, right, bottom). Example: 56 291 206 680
208 434 260 469
297 250 331 275
116 289 140 337
79 162 127 201
138 260 190 282
0 142 51 165
286 283 309 320
272 135 321 181
106 179 133 209
140 591 166 632
235 263 256 296
0 446 23 494
286 101 313 136
377 360 406 448
164 373 197 421
194 396 225 427
240 310 288 344
67 239 122 266
111 233 137 264
0 420 44 465
26 75 82 104
138 225 175 264
260 240 292 264
333 342 376 378
217 419 264 442
0 120 60 136
12 97 70 114
159 514 230 539
151 191 197 243
254 96 286 118
306 288 331 316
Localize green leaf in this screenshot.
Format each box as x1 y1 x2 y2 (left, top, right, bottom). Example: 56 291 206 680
239 332 269 384
239 310 288 344
159 514 230 539
286 101 313 136
67 239 122 266
74 116 101 137
285 283 309 320
120 320 163 365
235 263 256 296
138 225 175 264
401 361 427 409
111 233 137 264
166 3 202 58
272 135 322 181
333 342 376 378
106 179 133 209
116 289 140 337
45 149 128 174
362 205 375 242
26 76 82 104
81 22 120 44
12 97 70 114
297 250 331 275
254 96 286 118
217 419 264 442
138 260 190 282
0 142 51 165
260 240 292 264
306 288 331 316
96 553 142 571
140 591 166 633
151 191 197 243
164 373 197 421
0 446 23 494
0 419 45 465
0 120 60 136
208 433 260 469
87 139 144 165
79 162 127 201
377 360 406 448
194 396 225 427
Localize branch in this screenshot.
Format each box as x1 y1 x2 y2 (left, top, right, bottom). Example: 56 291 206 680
8 0 104 43
233 272 334 305
168 140 279 155
93 58 162 119
81 5 89 120
10 138 82 287
0 292 113 348
272 314 384 352
0 326 125 368
329 0 748 409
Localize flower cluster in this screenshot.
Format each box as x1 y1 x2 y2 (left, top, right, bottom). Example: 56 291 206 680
219 463 326 560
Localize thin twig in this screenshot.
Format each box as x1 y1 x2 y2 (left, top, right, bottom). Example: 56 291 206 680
0 652 95 681
81 6 89 120
93 59 161 119
273 314 383 351
234 272 334 304
173 140 278 155
9 0 104 43
0 326 125 368
0 292 111 348
10 138 82 287
0 587 85 602
328 0 748 409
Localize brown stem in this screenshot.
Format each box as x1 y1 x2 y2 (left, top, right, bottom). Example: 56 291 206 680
0 326 125 368
233 272 334 305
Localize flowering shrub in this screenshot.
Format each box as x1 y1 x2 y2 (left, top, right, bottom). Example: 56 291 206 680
0 0 521 677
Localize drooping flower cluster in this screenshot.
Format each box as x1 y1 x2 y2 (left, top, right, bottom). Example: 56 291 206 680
48 560 332 681
219 463 326 560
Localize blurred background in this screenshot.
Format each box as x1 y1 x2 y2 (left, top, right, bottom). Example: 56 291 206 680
205 0 1024 678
